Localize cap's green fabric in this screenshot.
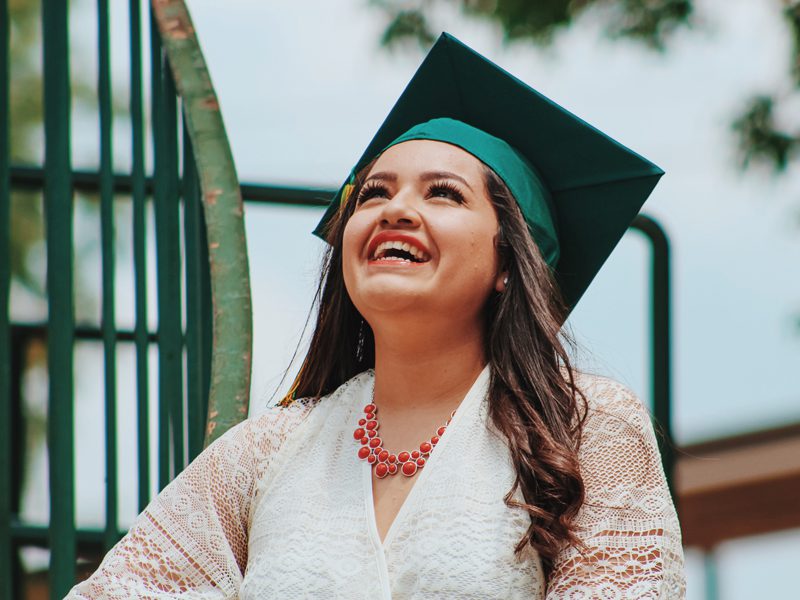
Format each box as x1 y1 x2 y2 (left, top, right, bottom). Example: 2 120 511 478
313 32 664 311
383 118 559 269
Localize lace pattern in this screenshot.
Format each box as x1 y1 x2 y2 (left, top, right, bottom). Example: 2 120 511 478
66 371 684 599
66 400 317 599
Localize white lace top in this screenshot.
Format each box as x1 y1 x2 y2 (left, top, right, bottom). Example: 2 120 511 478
66 367 685 599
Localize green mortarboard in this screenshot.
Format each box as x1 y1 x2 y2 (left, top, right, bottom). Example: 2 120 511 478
313 33 664 310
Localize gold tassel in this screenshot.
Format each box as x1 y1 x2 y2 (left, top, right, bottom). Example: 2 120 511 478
278 361 307 407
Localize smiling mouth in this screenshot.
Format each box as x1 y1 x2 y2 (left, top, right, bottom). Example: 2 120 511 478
370 240 431 264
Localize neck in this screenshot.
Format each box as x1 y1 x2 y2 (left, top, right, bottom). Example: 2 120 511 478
370 316 486 412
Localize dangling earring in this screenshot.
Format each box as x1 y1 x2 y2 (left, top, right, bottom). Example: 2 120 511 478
503 276 508 286
356 318 366 362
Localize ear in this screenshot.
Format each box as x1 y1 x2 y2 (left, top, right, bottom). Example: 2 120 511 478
495 270 509 293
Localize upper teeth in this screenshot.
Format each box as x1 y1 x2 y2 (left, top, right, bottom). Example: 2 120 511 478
373 240 429 261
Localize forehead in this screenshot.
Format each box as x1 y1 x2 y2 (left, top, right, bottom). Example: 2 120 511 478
368 139 486 181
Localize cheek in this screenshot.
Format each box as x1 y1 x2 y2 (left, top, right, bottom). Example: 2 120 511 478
342 213 367 260
341 214 370 294
341 223 356 263
458 225 499 274
341 226 358 286
470 242 499 284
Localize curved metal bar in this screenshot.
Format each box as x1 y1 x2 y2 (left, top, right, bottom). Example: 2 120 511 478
630 213 675 496
150 0 252 446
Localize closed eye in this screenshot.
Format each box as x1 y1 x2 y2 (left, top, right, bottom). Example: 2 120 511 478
356 182 390 204
428 181 465 204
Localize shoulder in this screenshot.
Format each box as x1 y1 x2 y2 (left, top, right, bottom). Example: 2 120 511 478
569 370 651 427
223 369 375 455
565 370 661 457
249 396 321 434
217 397 320 460
571 370 645 412
192 398 319 478
566 371 666 481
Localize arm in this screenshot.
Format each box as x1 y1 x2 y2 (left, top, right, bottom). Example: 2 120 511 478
65 403 313 599
546 376 685 600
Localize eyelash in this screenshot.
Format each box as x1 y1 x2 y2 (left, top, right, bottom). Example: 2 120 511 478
355 181 465 205
356 182 389 204
428 181 465 203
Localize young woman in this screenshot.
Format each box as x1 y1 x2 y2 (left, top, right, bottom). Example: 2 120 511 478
67 35 684 599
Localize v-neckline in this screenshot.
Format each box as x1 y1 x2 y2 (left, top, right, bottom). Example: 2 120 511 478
361 365 490 550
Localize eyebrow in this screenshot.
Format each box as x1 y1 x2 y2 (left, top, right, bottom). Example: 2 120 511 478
364 170 474 192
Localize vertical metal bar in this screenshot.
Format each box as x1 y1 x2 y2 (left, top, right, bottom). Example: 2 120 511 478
9 328 25 598
164 77 184 479
42 0 76 596
0 0 13 596
632 215 674 496
150 18 184 488
129 0 150 511
650 222 673 494
164 66 184 477
704 549 720 600
98 0 118 550
183 123 211 462
150 21 169 489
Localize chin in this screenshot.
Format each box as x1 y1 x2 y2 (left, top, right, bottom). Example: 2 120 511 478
354 284 430 316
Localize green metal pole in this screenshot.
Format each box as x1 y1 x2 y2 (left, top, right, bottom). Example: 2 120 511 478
150 19 184 487
704 549 720 600
150 15 168 489
8 164 336 208
632 215 675 497
8 329 24 597
129 0 151 511
183 124 212 462
0 0 13 596
151 0 252 446
98 0 119 551
42 0 76 596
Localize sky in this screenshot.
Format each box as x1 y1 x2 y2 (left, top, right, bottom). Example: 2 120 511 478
11 0 800 594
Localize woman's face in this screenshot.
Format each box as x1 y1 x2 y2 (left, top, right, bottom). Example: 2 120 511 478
342 139 505 328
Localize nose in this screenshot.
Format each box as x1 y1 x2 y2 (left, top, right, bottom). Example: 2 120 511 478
377 187 421 229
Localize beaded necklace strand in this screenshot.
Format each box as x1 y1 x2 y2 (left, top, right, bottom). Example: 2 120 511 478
354 403 455 478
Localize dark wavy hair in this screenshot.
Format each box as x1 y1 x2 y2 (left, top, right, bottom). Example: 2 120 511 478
283 159 588 573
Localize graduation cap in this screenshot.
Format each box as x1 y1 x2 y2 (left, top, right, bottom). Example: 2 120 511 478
313 33 664 311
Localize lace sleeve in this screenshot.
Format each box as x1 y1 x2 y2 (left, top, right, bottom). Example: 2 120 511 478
66 402 315 599
545 376 686 600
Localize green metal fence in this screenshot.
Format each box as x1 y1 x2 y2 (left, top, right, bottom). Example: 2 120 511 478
0 1 249 596
0 1 674 598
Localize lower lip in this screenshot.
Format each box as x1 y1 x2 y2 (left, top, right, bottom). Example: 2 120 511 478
367 258 429 267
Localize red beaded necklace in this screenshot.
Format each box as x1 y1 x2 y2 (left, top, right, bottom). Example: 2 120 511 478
353 402 455 478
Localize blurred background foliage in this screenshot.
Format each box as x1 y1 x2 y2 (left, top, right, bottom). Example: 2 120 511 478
9 0 114 310
371 0 800 177
9 0 47 296
371 0 800 332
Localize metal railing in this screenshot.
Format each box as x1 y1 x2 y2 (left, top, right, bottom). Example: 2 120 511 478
0 0 245 596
